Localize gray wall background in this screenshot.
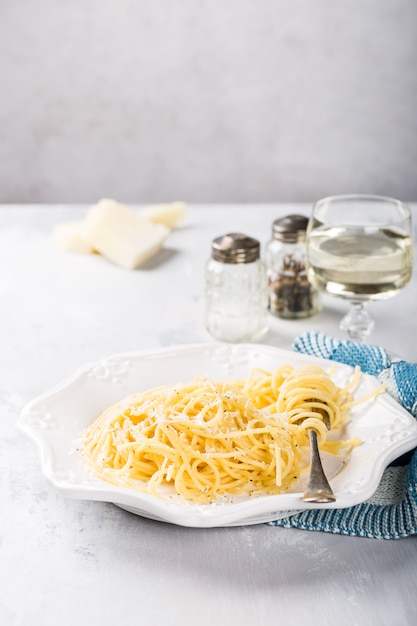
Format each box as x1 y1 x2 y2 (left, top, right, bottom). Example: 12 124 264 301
1 0 416 204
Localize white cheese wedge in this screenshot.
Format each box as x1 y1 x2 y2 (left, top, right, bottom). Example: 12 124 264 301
52 221 96 254
139 202 186 228
83 199 169 269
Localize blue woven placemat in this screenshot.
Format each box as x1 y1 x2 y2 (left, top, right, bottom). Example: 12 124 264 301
271 331 417 539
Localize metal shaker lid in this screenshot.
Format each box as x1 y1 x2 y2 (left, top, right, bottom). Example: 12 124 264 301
272 214 309 243
211 233 260 264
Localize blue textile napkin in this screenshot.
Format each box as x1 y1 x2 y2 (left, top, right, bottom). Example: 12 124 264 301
272 331 417 539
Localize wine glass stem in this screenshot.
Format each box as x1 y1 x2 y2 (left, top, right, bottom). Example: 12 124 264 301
340 301 375 342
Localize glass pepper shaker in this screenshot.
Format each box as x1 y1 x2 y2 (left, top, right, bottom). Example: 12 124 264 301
205 233 268 342
265 214 321 319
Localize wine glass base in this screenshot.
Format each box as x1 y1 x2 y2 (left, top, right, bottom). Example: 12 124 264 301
339 302 375 342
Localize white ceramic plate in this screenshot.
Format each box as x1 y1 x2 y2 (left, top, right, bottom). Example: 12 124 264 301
19 343 417 528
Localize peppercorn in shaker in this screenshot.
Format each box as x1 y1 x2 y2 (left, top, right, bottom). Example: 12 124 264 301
205 233 268 342
265 215 321 319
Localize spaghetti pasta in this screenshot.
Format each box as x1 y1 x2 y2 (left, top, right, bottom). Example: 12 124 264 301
81 364 382 503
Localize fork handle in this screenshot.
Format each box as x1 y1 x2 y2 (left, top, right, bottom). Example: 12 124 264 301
302 429 336 503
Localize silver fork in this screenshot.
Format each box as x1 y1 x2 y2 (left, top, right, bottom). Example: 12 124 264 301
302 409 336 503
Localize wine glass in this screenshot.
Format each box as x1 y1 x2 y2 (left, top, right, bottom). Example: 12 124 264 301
306 195 413 341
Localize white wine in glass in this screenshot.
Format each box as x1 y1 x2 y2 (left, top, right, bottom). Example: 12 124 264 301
306 195 413 341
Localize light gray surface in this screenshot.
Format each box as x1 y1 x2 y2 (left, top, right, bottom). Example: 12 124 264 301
1 204 417 625
1 1 417 203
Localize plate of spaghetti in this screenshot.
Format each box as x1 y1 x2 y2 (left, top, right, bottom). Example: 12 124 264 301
19 343 417 527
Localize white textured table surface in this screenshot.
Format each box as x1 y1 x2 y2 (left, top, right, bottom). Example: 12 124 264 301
1 204 417 626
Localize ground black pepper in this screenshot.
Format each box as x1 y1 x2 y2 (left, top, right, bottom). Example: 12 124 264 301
265 215 321 319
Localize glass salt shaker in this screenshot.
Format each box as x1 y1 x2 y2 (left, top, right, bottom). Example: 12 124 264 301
265 214 321 319
205 233 268 342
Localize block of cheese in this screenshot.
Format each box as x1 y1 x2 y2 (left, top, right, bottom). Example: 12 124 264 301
139 202 186 228
52 221 96 254
83 199 169 269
